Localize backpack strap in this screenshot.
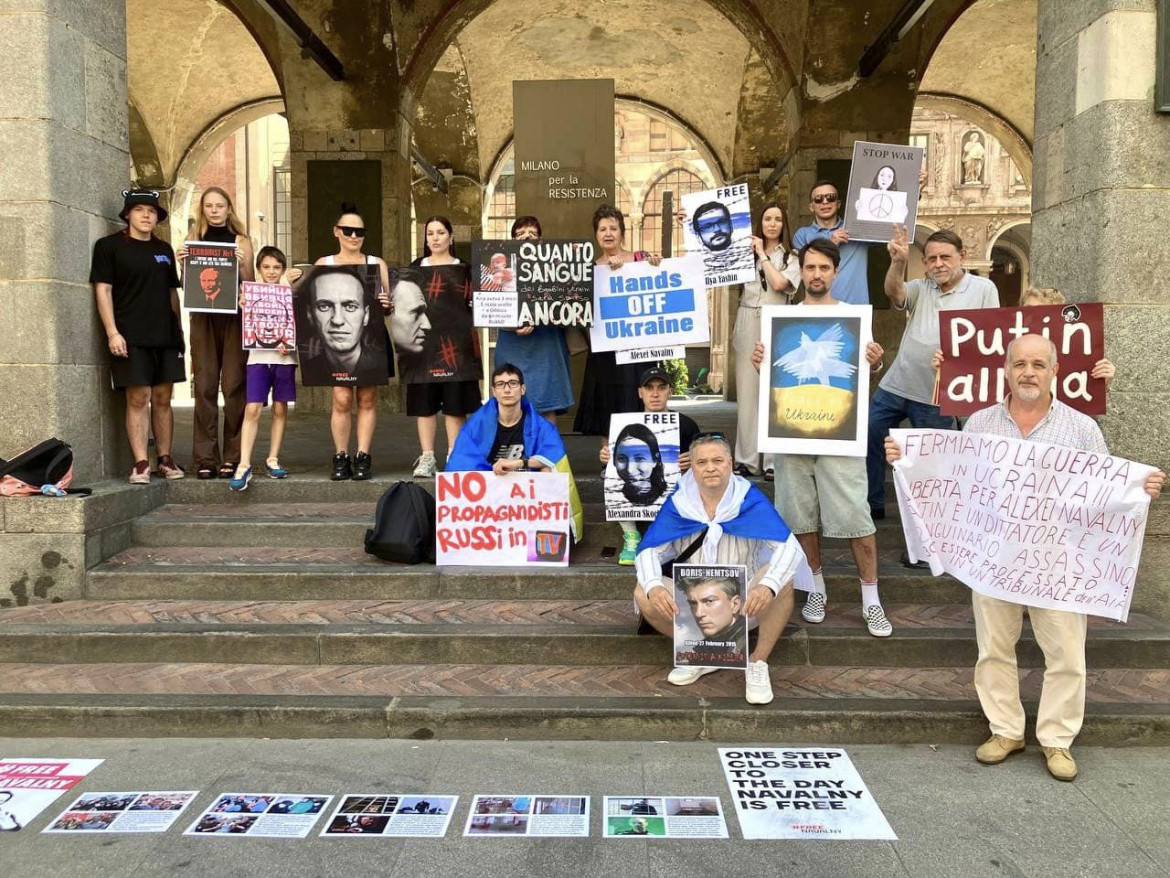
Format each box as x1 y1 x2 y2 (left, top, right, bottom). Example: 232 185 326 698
674 528 708 564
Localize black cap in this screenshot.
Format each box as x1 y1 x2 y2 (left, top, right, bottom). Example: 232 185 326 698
119 189 168 224
639 367 671 387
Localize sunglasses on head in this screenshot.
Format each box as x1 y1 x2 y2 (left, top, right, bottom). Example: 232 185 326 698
811 193 839 204
692 431 727 442
336 225 366 238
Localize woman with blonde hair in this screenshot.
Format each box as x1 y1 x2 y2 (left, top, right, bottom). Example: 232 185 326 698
178 186 254 479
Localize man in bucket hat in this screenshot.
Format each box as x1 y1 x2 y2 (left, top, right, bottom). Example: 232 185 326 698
90 189 187 483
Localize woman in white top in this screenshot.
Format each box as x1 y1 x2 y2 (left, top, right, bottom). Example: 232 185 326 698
734 202 801 480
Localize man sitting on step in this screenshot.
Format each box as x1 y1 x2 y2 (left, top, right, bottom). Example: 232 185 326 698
633 433 809 704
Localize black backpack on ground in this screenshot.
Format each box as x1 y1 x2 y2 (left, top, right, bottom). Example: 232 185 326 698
364 481 435 564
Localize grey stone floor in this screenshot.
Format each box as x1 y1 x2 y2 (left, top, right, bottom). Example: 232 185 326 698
1 737 1167 878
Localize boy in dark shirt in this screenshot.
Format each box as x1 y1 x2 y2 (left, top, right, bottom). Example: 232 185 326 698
90 189 186 483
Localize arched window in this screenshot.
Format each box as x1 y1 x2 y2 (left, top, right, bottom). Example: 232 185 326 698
641 168 705 257
484 158 515 240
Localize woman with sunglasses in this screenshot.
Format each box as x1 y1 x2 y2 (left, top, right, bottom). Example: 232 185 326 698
735 202 801 481
178 186 254 480
314 202 392 481
405 215 481 478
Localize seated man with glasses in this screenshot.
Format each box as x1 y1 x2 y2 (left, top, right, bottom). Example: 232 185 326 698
445 363 583 537
634 432 810 705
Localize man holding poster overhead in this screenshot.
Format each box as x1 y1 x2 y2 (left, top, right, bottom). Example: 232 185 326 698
886 335 1165 781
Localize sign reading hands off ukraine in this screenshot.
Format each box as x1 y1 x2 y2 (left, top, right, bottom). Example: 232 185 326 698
590 255 709 353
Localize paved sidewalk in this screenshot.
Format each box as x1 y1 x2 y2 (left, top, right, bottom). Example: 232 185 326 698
1 738 1167 878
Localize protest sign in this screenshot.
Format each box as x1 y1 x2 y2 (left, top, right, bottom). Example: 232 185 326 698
294 265 391 386
681 184 756 288
0 758 103 832
938 303 1106 416
435 471 571 567
757 304 873 456
464 795 589 838
183 242 239 313
673 565 748 672
44 791 198 834
320 794 458 838
719 748 896 840
891 428 1154 622
604 796 728 839
605 412 680 521
590 254 708 354
472 239 594 328
184 793 332 838
614 345 684 365
241 281 295 351
390 265 481 383
843 141 924 243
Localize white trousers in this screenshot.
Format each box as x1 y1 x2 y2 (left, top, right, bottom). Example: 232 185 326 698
732 306 772 474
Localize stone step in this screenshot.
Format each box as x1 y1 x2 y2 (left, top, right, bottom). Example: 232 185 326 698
0 600 1165 669
0 666 1165 744
85 549 969 602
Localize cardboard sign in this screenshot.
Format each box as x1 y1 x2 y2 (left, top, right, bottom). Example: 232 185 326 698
843 141 924 243
241 281 294 351
472 239 595 328
464 795 589 838
0 758 104 831
590 255 709 353
892 428 1154 622
183 241 238 313
435 471 571 567
680 184 756 288
294 265 390 386
390 265 481 383
605 412 680 521
938 303 1106 416
604 796 728 839
673 564 749 671
757 304 873 456
719 748 896 840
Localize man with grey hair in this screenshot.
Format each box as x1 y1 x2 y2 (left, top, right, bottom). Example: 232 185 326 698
634 433 809 704
886 333 1165 781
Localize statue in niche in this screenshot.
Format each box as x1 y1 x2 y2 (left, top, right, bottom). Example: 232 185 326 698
961 131 986 184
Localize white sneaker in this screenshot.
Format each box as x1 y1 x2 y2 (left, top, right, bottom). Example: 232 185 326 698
745 660 774 705
667 665 718 686
864 604 894 638
802 591 827 624
412 451 436 478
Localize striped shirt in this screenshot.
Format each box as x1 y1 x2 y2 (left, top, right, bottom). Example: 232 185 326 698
964 395 1107 453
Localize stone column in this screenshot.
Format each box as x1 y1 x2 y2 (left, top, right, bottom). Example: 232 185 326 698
0 0 130 480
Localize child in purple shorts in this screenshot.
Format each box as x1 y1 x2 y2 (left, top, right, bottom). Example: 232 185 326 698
230 246 302 491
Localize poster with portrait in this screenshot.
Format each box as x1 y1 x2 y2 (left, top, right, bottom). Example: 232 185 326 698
681 184 756 288
672 564 748 672
293 265 391 386
843 141 925 243
183 241 238 313
590 255 709 353
0 758 104 832
390 265 481 383
604 411 680 521
471 239 595 328
757 304 872 456
241 281 295 351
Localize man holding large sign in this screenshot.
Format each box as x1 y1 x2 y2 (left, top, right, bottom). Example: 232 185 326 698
886 334 1165 782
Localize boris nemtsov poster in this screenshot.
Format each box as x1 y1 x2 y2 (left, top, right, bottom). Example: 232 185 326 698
681 184 756 287
843 140 925 243
605 412 680 521
673 564 748 672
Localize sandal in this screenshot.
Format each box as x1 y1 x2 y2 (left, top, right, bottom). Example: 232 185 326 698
218 462 236 479
196 467 216 480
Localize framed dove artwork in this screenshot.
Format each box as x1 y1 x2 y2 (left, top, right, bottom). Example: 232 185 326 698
757 304 873 456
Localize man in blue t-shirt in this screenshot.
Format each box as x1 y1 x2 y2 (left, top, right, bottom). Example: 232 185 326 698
791 180 872 306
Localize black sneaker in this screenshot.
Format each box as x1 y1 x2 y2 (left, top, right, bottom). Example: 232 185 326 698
352 451 373 481
870 507 886 521
900 550 929 570
331 452 352 481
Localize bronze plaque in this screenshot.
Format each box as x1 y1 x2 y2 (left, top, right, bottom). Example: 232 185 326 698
514 79 615 238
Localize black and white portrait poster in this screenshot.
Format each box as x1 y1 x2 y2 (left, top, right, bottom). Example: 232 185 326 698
843 140 925 243
471 239 595 328
0 758 104 832
604 411 680 521
681 184 755 288
390 265 482 383
183 241 238 313
294 265 391 387
673 564 748 672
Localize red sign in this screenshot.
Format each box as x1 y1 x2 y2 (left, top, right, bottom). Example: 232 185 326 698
937 303 1106 416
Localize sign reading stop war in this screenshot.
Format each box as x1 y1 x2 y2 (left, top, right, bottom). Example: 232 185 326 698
891 428 1155 622
435 471 571 567
938 303 1106 416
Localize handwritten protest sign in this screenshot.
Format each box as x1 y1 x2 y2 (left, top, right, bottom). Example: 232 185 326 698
719 748 896 840
183 242 238 313
471 240 594 328
680 184 755 288
241 281 294 351
590 255 708 354
939 303 1106 416
435 471 571 567
891 428 1154 621
843 141 924 243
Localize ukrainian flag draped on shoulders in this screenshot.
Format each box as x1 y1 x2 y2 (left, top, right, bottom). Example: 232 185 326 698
444 396 584 542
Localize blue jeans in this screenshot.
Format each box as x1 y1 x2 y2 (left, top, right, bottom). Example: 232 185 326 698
866 386 957 511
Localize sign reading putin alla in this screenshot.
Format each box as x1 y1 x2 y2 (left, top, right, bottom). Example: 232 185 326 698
589 255 709 353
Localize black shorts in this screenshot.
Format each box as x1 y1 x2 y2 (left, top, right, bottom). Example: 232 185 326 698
405 380 482 417
110 346 187 389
